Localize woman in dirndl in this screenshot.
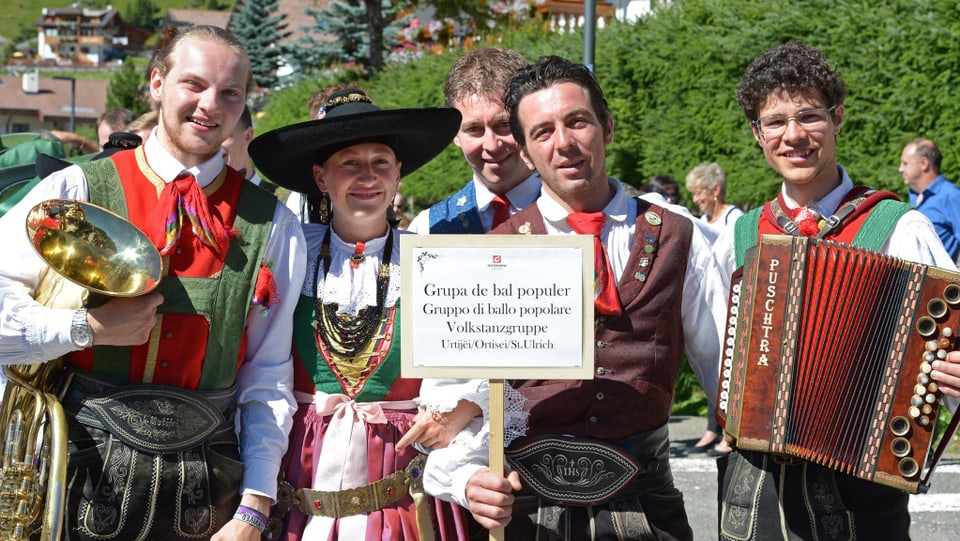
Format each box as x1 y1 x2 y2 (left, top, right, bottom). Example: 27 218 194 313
248 89 472 540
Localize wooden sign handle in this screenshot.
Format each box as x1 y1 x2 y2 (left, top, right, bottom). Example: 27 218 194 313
489 379 505 541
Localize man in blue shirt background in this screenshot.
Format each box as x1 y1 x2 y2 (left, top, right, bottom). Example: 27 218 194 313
900 137 960 261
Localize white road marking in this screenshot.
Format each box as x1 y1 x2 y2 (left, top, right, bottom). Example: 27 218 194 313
672 457 960 512
670 457 960 475
909 493 960 513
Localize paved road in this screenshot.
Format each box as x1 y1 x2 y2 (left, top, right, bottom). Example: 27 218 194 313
667 416 960 540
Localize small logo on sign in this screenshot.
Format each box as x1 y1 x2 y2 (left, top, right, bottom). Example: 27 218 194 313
493 255 502 264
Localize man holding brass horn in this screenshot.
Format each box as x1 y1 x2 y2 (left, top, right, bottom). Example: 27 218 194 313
0 24 306 541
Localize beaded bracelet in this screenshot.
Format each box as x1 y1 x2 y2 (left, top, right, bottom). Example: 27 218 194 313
234 505 268 532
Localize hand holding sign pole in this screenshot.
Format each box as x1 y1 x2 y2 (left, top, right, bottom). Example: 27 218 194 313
401 234 594 541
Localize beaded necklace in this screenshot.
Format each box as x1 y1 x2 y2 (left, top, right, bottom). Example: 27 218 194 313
313 226 393 359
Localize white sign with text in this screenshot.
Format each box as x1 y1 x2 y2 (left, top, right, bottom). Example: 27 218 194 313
401 234 594 379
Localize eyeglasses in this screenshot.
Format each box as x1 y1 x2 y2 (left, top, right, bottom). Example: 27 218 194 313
753 106 837 138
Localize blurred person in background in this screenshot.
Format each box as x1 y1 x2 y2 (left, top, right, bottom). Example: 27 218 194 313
899 138 960 261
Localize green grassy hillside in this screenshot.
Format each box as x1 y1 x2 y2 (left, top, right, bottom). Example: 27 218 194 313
2 0 235 47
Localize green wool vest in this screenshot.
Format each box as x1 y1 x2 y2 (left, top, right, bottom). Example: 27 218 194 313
80 158 277 389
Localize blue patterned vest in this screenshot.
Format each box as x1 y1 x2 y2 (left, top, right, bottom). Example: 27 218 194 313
427 181 487 234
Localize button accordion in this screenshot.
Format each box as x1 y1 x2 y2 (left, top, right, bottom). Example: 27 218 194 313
717 234 960 493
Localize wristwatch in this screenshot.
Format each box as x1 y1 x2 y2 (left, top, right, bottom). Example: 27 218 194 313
70 308 93 349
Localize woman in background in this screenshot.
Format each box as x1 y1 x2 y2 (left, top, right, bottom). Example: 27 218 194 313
685 161 742 456
686 162 744 234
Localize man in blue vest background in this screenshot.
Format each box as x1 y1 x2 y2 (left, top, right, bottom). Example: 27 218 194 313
407 47 539 234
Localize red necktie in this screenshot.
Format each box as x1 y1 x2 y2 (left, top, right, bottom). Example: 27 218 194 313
566 211 622 317
490 194 511 229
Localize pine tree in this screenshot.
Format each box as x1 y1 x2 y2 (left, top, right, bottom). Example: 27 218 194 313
106 60 149 116
297 0 411 73
229 0 289 89
126 0 158 30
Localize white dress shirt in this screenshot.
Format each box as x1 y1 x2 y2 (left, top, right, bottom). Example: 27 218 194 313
0 134 307 500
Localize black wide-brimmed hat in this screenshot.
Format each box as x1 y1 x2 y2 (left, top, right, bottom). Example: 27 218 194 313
248 89 461 198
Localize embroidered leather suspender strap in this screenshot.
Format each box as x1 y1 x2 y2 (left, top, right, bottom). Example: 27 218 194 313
734 196 910 268
768 191 873 239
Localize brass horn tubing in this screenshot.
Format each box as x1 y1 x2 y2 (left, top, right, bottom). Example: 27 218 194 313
0 379 44 537
40 393 67 541
26 199 163 298
3 367 49 466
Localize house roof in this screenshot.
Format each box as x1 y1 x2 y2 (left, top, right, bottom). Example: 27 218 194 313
166 8 232 29
36 7 119 29
0 75 110 125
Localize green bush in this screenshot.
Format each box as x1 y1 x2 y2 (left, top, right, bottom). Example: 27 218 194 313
673 357 708 416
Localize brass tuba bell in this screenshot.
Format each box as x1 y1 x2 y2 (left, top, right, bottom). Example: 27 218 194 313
0 199 161 540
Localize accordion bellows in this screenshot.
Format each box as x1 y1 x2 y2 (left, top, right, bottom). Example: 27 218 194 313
718 234 960 493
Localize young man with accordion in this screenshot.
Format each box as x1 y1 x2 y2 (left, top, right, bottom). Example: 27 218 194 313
712 41 960 541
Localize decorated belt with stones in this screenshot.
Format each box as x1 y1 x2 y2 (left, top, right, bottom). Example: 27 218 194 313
506 435 642 505
294 454 426 518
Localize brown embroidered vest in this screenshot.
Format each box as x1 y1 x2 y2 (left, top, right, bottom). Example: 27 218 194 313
493 198 693 440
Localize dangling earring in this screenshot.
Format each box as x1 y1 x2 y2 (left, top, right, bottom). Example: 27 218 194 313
319 191 331 225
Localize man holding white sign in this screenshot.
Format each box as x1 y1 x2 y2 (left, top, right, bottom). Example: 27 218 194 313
423 55 727 540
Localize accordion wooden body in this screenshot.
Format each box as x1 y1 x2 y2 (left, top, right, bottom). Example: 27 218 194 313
717 234 960 493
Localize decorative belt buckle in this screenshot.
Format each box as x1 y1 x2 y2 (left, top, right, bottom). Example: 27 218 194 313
506 435 640 505
294 454 427 518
